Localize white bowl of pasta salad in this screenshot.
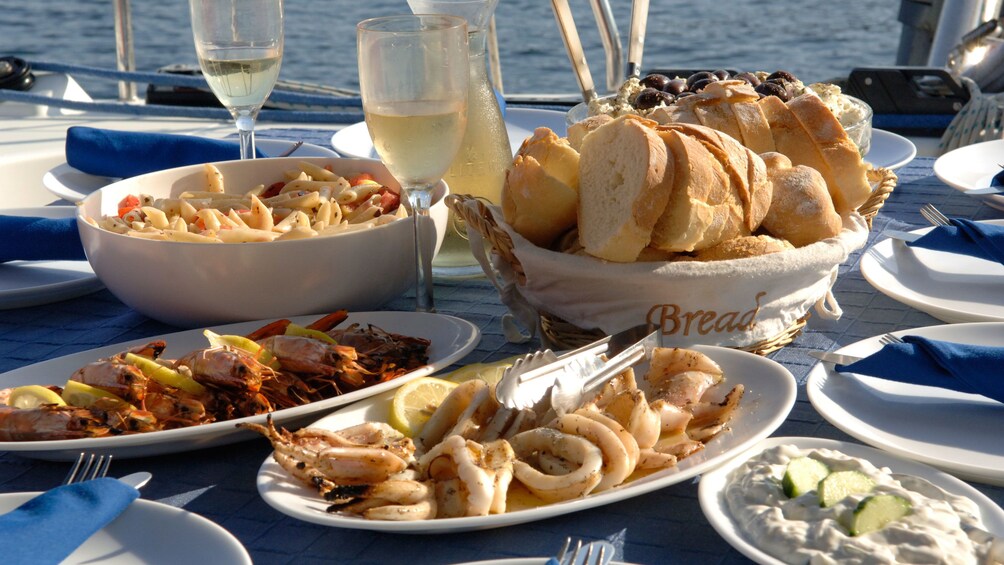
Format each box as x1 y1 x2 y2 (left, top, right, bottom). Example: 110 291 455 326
76 156 448 327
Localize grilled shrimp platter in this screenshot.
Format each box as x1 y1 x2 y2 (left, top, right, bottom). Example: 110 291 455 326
251 344 797 533
0 310 480 460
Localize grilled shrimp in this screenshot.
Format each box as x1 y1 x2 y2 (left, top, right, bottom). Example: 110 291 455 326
0 405 109 441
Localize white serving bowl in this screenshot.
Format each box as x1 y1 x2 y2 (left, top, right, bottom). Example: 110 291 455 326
77 157 448 327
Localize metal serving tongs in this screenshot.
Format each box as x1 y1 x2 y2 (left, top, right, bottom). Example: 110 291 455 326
550 0 597 103
625 0 650 80
495 324 659 412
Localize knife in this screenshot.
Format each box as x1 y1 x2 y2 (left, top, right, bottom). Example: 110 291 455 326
884 230 921 243
964 187 1004 196
808 350 863 366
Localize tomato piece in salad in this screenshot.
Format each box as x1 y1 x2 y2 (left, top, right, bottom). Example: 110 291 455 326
117 194 141 218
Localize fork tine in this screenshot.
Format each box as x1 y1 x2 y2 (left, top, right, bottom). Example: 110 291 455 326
62 452 87 485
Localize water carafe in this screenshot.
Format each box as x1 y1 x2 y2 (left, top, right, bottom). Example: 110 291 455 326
408 0 511 279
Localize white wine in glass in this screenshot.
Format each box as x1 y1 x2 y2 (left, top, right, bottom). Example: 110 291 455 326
190 0 283 160
357 15 468 312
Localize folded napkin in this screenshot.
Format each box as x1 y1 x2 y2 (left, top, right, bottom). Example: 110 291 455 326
836 335 1004 403
0 214 86 263
0 477 139 564
65 126 265 178
906 218 1004 265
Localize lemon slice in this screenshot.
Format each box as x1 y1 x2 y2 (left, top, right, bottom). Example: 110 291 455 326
388 377 458 437
61 380 129 408
440 355 522 387
8 385 67 409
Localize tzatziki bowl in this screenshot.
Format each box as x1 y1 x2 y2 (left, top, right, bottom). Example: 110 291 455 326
698 436 1004 565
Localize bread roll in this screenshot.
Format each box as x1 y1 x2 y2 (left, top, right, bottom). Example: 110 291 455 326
578 115 674 262
567 114 614 152
649 128 741 252
785 93 871 213
501 128 580 247
760 152 842 247
692 234 794 261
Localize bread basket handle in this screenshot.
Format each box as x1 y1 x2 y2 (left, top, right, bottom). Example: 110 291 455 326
859 166 897 228
446 194 528 285
446 194 536 343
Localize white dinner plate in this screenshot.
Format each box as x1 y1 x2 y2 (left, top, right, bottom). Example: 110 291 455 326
330 108 568 160
698 436 1004 565
806 322 1004 485
0 206 103 309
255 345 796 533
933 138 1004 212
42 139 338 202
0 492 251 564
866 129 916 171
0 311 479 460
860 220 1004 323
452 560 631 565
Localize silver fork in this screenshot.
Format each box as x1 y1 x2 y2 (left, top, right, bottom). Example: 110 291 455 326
62 453 112 485
879 333 905 346
274 140 304 157
556 538 612 565
919 203 951 227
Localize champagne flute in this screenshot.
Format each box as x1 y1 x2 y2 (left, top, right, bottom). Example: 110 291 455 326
189 0 283 160
357 15 469 312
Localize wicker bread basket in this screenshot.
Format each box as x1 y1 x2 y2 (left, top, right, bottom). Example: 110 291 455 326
448 167 897 355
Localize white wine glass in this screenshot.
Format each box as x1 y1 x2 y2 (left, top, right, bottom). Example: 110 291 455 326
189 0 283 160
357 15 469 312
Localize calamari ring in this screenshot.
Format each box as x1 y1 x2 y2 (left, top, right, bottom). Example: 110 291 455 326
554 413 633 491
417 434 495 516
508 427 603 503
415 380 487 454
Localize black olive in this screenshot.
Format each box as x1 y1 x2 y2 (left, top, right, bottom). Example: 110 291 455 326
633 88 674 110
733 71 760 87
664 78 687 95
686 71 716 89
766 70 797 83
755 81 790 101
689 78 715 92
712 69 731 81
640 73 671 91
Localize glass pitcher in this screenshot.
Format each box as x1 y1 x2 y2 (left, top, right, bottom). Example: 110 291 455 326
408 0 511 279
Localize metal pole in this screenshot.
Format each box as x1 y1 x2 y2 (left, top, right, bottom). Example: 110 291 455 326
113 0 138 101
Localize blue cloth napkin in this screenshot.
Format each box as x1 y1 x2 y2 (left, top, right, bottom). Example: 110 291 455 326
0 478 139 564
65 126 264 178
906 218 1004 265
0 215 86 263
836 335 1004 403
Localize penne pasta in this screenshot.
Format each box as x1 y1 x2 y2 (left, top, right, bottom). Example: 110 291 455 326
86 162 408 243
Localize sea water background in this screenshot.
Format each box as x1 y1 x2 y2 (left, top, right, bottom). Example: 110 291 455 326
1 0 901 100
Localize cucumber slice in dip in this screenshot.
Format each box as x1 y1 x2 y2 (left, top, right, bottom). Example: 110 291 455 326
849 494 911 535
818 470 875 507
782 456 831 498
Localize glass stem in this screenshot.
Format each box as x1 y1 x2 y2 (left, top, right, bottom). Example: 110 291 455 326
408 188 436 313
235 113 256 160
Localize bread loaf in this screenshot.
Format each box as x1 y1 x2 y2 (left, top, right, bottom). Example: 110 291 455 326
658 123 772 234
760 152 842 247
501 128 580 247
649 127 741 252
577 115 674 262
785 93 871 213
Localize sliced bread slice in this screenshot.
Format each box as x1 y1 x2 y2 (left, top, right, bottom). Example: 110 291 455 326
786 93 872 213
577 115 674 262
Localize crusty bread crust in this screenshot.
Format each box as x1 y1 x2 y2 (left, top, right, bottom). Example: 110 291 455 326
577 116 674 262
566 114 614 152
786 94 871 213
692 234 794 261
